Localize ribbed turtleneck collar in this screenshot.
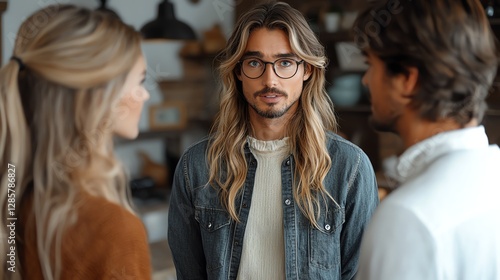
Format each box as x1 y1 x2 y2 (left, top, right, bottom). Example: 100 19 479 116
247 136 290 153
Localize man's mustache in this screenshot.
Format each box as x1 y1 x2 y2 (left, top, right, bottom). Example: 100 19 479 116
253 87 287 97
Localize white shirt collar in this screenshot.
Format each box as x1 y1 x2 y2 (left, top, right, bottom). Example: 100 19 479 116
394 126 489 182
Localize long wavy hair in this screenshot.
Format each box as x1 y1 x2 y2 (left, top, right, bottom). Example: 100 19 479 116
207 2 337 228
0 5 142 280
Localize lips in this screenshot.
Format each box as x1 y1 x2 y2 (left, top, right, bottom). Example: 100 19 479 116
259 92 283 98
261 94 279 98
257 91 286 100
258 94 283 104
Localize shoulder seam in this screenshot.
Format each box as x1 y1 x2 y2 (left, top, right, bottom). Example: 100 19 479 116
346 152 361 194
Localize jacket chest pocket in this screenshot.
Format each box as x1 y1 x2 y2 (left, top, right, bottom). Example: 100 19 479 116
309 205 345 270
195 207 231 271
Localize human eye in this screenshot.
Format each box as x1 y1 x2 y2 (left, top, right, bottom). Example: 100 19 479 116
278 59 294 68
246 59 262 68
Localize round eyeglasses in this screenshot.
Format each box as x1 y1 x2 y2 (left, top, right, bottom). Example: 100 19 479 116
239 57 304 79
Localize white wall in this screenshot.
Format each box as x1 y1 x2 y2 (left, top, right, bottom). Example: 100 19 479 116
2 0 234 177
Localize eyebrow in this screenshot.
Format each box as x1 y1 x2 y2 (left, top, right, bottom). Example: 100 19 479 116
241 51 262 59
241 51 299 60
275 53 298 59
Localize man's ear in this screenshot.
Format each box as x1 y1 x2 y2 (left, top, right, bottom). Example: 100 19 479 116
394 66 419 104
303 63 312 81
236 69 242 81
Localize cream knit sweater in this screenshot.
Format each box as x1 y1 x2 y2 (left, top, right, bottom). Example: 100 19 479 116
237 136 290 280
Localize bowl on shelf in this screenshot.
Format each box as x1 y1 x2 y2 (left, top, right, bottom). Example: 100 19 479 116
328 74 363 107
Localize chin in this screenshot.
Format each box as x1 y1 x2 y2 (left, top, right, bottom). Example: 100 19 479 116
114 129 139 140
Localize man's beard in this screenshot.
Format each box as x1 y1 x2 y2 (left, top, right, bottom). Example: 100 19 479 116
249 101 296 119
249 86 297 119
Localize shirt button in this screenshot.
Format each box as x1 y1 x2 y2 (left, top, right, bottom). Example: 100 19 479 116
325 224 331 231
208 222 212 229
284 199 291 205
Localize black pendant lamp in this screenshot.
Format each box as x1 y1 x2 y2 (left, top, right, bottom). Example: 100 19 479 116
96 0 121 19
141 0 197 40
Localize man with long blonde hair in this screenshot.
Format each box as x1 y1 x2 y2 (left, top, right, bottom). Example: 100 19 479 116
168 2 379 279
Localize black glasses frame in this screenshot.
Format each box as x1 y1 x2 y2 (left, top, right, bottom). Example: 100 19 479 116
239 57 305 79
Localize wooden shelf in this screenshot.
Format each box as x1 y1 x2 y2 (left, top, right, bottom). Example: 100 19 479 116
486 109 500 116
114 118 213 145
489 18 500 25
318 29 353 44
336 105 371 113
157 78 208 85
336 108 500 115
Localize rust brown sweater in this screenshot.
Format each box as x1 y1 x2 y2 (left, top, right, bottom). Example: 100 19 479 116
19 191 152 279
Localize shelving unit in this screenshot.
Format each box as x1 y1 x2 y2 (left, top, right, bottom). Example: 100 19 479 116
130 1 500 176
116 119 212 144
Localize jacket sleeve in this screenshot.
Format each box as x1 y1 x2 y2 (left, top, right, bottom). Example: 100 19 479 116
340 151 379 280
168 152 207 279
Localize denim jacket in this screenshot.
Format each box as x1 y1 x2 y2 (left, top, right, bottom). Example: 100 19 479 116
168 132 379 280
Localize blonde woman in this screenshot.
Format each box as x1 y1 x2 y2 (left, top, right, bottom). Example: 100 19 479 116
0 5 151 280
168 2 379 279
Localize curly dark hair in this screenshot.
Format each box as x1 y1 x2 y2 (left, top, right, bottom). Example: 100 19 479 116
354 0 498 125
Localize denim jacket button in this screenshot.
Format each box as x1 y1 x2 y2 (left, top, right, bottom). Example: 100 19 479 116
242 203 248 208
286 160 290 166
325 224 331 231
208 222 212 229
284 199 291 205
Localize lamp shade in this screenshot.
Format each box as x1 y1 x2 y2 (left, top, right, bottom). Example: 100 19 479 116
141 0 197 40
96 0 121 19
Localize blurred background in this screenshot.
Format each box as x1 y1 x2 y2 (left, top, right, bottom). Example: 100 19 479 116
2 0 500 278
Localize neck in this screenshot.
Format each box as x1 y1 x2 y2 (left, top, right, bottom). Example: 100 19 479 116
397 111 478 149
